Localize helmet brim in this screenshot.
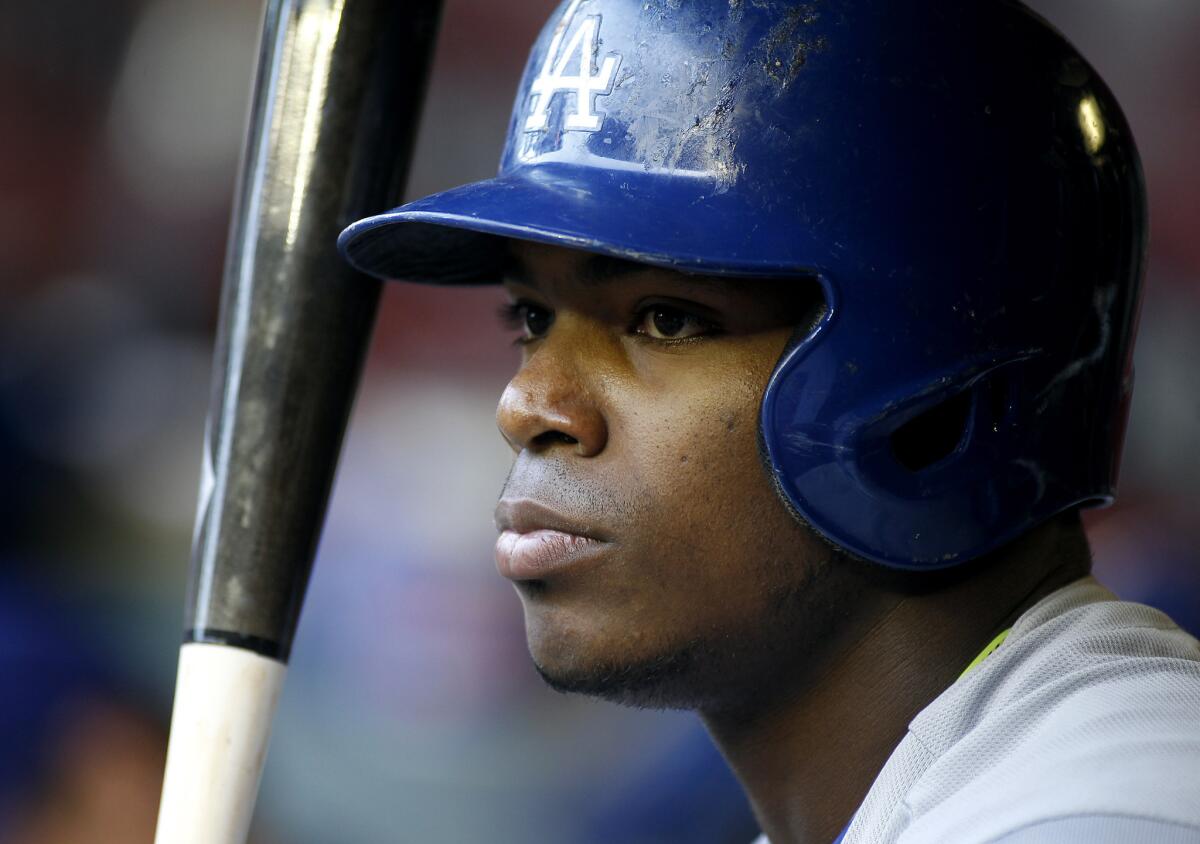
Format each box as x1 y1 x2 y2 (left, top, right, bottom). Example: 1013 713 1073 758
338 162 816 284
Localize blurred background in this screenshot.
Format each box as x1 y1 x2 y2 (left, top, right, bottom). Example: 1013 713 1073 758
0 1 1196 842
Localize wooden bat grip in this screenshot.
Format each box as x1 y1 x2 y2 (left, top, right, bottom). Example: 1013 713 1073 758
156 0 443 839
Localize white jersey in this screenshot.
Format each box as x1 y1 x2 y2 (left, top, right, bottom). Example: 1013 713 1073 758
753 577 1200 843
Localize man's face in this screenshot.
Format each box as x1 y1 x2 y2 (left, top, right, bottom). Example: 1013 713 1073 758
495 241 851 712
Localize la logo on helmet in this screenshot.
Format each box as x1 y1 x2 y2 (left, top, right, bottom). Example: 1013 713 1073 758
525 0 622 133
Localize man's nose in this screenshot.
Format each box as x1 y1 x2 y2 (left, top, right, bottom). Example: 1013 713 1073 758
496 327 609 457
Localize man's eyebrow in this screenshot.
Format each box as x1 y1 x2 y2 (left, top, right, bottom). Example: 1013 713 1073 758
502 252 647 287
578 254 649 285
503 250 726 291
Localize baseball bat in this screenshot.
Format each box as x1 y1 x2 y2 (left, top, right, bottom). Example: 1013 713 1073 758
154 1 443 841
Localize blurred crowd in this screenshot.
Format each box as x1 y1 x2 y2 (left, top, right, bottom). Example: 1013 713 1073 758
1 1 1196 842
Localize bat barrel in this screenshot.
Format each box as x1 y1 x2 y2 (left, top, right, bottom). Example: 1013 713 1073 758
156 0 441 840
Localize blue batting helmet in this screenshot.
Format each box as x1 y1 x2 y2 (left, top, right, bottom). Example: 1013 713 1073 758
339 0 1146 570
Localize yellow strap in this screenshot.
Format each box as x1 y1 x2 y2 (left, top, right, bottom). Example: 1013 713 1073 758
957 628 1011 681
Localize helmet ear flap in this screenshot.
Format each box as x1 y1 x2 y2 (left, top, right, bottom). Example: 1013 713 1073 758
850 363 1025 500
886 370 1019 473
889 389 974 473
762 348 1041 570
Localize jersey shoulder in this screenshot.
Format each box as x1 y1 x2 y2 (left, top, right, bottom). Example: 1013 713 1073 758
898 578 1200 843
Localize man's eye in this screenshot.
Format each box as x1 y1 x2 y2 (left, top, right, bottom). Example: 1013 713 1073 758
498 301 554 340
522 304 553 338
635 306 713 340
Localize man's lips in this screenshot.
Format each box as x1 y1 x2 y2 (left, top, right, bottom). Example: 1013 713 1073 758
494 499 610 581
495 530 607 580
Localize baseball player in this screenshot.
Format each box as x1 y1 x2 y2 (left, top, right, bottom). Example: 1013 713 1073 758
338 1 1200 841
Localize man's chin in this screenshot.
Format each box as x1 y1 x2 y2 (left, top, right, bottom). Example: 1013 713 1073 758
530 644 720 711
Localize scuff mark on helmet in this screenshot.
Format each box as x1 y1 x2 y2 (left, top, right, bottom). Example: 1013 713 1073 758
757 3 827 90
659 78 741 192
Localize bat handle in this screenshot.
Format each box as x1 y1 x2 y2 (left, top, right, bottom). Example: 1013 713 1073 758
154 0 442 837
155 644 286 844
